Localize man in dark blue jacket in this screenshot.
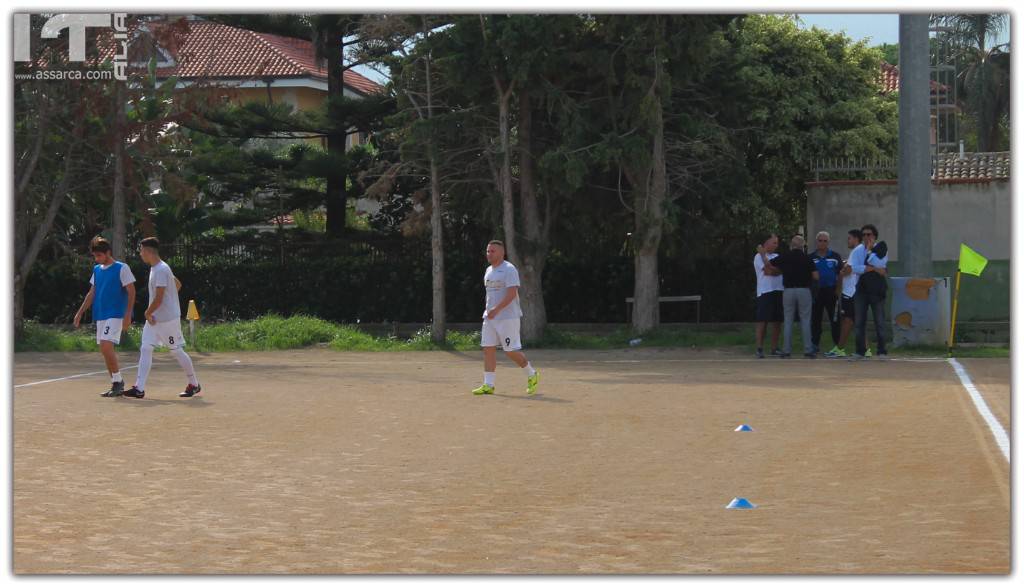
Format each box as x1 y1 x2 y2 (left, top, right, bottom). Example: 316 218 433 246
809 231 844 354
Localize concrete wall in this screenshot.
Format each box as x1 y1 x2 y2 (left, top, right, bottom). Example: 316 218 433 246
806 180 1010 262
806 180 1010 321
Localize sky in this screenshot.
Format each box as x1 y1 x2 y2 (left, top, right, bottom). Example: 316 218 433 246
796 13 1011 46
796 13 900 45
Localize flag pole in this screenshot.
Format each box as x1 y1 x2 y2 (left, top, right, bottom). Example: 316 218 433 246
947 270 962 356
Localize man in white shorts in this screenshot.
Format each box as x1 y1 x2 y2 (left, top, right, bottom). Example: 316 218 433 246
472 240 539 396
73 237 136 397
123 237 202 399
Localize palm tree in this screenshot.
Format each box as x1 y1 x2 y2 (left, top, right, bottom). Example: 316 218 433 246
931 14 1010 151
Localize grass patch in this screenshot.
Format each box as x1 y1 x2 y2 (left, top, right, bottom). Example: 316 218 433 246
14 316 1009 357
15 321 141 352
196 315 343 351
197 316 483 352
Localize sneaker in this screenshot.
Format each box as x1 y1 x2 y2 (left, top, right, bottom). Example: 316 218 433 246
811 344 820 354
179 384 202 398
848 354 865 361
101 381 125 397
472 384 495 396
804 352 816 359
865 348 873 358
756 348 765 359
877 351 889 360
779 352 791 359
526 371 539 395
771 348 785 357
122 386 145 399
825 347 847 358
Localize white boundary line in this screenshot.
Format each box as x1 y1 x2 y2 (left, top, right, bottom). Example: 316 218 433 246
13 364 139 389
947 358 1011 463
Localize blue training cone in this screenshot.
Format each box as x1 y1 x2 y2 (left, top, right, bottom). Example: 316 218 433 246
734 424 753 432
726 497 757 509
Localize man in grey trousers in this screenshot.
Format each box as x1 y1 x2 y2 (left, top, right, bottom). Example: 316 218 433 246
759 235 819 358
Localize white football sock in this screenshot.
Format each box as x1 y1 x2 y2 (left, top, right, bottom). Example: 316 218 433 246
484 372 496 386
171 347 199 386
523 363 536 377
135 346 154 390
111 372 123 383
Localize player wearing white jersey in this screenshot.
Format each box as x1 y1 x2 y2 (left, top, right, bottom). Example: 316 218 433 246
471 240 539 396
122 237 202 399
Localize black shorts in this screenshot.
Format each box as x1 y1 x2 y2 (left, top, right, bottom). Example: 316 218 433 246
756 291 784 322
840 295 855 320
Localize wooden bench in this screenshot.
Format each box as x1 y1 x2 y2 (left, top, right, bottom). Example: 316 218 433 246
625 295 702 323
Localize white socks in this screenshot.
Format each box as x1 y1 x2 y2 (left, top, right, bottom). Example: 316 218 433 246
172 347 199 386
111 372 123 383
135 346 154 390
483 364 535 386
136 346 199 390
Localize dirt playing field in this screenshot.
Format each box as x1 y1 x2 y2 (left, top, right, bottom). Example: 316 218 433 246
12 348 1010 574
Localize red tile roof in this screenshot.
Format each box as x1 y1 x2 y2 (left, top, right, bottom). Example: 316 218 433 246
878 61 949 96
95 19 383 95
271 214 296 226
933 151 1009 180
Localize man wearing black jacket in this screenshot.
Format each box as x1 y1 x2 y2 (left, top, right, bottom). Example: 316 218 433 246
852 224 889 359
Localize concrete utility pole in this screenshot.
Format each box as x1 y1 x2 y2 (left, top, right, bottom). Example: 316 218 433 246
897 14 933 277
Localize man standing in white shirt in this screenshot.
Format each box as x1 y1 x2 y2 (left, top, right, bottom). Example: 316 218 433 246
472 240 539 396
753 234 784 359
826 229 862 358
123 237 203 399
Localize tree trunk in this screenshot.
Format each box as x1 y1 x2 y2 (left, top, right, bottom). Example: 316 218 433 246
14 116 85 336
13 275 26 339
494 78 518 264
516 88 548 341
631 84 667 335
325 25 348 236
428 155 446 343
424 32 446 344
112 81 127 257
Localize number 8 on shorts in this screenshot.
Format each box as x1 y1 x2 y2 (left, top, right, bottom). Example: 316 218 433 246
141 320 187 350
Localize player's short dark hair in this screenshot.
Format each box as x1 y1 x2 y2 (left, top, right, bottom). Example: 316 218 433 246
848 228 862 241
762 232 778 244
89 237 111 254
487 240 505 249
140 237 161 252
860 224 879 238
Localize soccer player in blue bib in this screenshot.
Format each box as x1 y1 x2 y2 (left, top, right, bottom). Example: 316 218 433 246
73 237 136 397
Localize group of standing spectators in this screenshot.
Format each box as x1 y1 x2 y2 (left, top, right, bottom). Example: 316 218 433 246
753 225 890 360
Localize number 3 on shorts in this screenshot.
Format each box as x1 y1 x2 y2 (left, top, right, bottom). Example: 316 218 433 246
104 326 110 335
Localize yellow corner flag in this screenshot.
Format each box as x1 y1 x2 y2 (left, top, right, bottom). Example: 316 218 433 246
958 243 988 277
186 299 200 321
